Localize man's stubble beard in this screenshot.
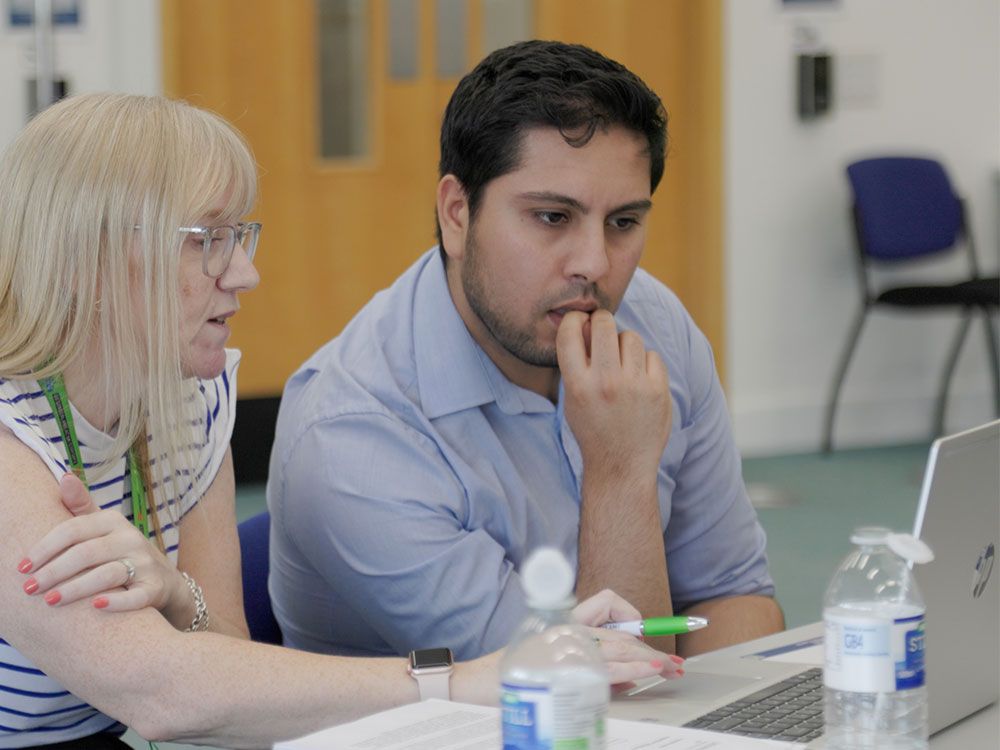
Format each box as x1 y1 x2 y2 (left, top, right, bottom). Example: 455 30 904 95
460 226 611 369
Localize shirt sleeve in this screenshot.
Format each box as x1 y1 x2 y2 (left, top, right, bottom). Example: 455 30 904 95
272 408 528 660
661 308 775 611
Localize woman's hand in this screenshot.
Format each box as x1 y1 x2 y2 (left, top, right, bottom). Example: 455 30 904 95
17 473 192 627
573 588 685 686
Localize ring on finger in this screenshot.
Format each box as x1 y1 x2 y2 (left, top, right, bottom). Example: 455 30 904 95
119 558 136 588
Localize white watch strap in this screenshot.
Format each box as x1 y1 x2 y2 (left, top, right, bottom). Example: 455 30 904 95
414 670 451 701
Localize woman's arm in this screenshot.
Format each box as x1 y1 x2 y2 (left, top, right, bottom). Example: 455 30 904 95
4 432 677 748
1 431 418 746
18 449 250 638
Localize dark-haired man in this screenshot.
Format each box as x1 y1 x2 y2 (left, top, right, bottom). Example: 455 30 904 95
268 40 783 663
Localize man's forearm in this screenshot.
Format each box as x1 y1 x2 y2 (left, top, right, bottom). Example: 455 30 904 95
676 595 785 657
576 469 675 652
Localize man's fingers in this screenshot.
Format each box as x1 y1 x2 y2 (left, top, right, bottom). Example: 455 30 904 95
619 330 646 376
556 310 591 376
60 472 99 516
646 349 670 388
587 310 620 368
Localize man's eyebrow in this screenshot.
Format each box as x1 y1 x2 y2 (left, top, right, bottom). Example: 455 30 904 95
611 199 653 214
517 192 653 215
518 191 587 212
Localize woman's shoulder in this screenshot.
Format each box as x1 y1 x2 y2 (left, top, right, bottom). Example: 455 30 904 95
0 376 66 479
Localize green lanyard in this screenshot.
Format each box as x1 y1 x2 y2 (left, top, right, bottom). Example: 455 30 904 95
39 373 150 537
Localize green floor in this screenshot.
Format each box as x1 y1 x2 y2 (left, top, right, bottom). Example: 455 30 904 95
747 442 930 627
125 442 932 749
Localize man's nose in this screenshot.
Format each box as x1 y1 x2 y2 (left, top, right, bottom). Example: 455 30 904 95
563 222 610 283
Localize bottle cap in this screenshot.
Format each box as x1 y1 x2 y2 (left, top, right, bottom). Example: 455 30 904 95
522 547 576 610
887 532 935 564
850 526 891 545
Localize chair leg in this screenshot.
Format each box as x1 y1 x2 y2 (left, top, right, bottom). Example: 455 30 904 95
981 307 1000 417
933 310 973 438
822 306 868 454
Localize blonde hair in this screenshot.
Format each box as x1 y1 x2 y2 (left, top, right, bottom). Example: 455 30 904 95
0 93 257 535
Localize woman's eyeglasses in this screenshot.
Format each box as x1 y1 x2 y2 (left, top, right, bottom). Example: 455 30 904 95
179 222 262 279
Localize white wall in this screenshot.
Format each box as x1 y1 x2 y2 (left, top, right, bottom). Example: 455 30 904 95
0 0 160 151
725 0 1000 456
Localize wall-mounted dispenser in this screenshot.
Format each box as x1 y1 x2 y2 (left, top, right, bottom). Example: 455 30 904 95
798 53 832 119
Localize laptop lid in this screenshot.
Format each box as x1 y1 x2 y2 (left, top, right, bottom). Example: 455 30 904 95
912 419 1000 734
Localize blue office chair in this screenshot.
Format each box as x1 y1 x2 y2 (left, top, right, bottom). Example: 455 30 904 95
822 157 1000 452
237 510 283 644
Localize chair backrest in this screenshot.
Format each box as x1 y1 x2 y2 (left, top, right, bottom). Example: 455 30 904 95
847 157 963 261
237 511 283 644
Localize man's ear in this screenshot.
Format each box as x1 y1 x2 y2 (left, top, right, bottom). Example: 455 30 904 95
436 174 469 262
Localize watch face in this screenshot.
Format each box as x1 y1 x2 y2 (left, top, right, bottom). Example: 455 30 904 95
410 647 453 670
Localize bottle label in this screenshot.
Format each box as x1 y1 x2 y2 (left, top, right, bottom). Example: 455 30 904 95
824 611 925 692
500 683 606 750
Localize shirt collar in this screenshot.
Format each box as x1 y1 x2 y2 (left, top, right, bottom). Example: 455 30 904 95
413 248 555 419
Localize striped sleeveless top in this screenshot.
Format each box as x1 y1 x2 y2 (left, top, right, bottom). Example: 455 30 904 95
0 350 240 748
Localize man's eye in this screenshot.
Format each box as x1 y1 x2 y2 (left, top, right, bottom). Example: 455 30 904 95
609 216 640 230
536 211 567 226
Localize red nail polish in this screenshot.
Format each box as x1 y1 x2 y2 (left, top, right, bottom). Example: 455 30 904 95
676 668 685 676
17 558 32 574
23 578 38 595
650 659 664 669
670 654 685 664
93 597 109 609
44 590 61 606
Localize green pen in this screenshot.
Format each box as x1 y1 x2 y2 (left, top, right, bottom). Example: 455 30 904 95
601 615 709 637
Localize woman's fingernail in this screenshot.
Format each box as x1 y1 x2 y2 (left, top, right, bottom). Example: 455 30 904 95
676 668 685 676
44 590 61 606
17 558 32 574
650 659 664 670
93 597 109 609
23 578 39 595
670 654 685 665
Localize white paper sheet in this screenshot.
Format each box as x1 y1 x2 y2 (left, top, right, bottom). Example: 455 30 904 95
276 699 806 750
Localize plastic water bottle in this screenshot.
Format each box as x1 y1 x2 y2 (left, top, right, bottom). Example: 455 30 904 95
823 526 934 750
500 547 608 750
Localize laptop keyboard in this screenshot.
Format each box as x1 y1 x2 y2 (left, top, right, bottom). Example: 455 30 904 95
682 667 824 743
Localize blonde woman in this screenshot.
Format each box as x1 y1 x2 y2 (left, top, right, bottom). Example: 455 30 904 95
0 93 681 749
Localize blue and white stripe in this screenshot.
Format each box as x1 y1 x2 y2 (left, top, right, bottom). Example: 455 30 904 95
0 349 240 748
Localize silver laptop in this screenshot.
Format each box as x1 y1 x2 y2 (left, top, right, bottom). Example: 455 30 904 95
609 419 1000 744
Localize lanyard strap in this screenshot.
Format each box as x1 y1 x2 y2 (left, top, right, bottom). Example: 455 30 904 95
39 373 150 538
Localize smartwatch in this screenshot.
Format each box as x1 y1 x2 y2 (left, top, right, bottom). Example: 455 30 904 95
407 647 454 701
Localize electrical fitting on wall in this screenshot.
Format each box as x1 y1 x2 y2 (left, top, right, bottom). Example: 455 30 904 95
793 24 833 120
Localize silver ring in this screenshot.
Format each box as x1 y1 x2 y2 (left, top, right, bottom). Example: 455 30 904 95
119 558 136 588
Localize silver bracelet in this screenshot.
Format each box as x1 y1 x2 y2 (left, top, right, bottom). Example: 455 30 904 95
181 572 210 632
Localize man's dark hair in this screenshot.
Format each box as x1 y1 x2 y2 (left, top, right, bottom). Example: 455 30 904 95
437 39 668 249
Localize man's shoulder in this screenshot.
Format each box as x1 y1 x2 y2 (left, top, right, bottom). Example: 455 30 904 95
275 250 440 438
622 267 687 314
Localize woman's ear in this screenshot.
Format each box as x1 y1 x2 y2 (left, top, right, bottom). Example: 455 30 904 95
436 174 469 262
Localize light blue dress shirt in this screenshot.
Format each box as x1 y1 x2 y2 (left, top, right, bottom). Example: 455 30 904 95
267 248 773 660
